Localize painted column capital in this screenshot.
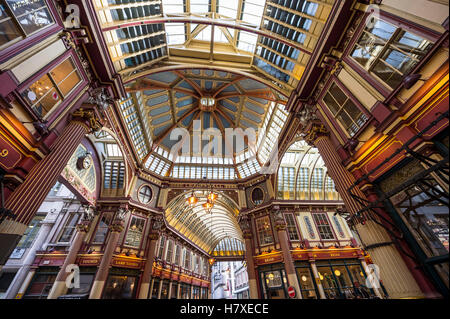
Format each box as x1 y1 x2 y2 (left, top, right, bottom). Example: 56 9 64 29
71 107 104 133
302 122 330 146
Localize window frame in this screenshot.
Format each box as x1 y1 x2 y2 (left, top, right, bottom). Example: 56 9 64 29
283 212 301 242
343 10 440 97
311 211 337 241
123 214 147 249
0 0 63 63
318 77 372 140
57 212 82 244
255 215 275 247
16 50 87 122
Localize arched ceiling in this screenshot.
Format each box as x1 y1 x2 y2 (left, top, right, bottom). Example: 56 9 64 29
165 190 242 253
93 0 335 179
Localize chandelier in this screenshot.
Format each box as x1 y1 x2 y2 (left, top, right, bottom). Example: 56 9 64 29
186 177 218 214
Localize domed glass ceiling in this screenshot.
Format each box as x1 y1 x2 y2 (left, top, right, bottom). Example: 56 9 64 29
121 68 289 179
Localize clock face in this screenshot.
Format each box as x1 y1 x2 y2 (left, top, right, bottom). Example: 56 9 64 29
82 156 92 169
77 154 92 170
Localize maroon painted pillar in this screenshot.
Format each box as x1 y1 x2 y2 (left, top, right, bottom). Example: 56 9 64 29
0 107 103 268
138 232 159 299
89 211 125 299
47 209 94 299
274 212 301 299
303 123 425 298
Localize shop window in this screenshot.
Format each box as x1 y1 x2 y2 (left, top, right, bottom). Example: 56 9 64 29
296 266 317 299
21 57 82 119
180 283 191 299
255 216 274 246
0 0 54 48
57 213 81 243
138 185 152 204
124 216 145 248
316 260 375 299
284 213 300 241
322 82 368 137
10 215 44 259
350 17 433 90
151 279 160 299
92 213 113 244
171 283 178 299
312 213 335 240
260 269 287 299
102 275 137 299
160 280 169 299
0 272 16 297
23 272 57 299
67 273 94 295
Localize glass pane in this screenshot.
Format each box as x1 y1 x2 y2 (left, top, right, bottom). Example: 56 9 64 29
372 59 403 89
22 74 61 117
58 69 81 97
0 5 21 46
13 4 54 35
329 83 347 106
322 92 340 115
296 267 317 299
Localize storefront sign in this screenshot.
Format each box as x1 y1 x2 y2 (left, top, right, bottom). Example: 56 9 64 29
255 253 283 266
79 257 100 266
292 249 362 261
112 257 142 269
0 135 22 170
39 258 65 267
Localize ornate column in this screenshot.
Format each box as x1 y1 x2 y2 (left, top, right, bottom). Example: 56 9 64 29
309 260 326 299
303 122 423 299
138 229 160 299
239 216 258 299
47 206 95 299
89 208 127 299
7 210 58 299
273 211 302 299
0 107 103 267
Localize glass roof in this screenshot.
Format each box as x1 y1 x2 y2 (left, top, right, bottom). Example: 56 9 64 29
93 0 336 180
277 140 341 201
165 190 242 252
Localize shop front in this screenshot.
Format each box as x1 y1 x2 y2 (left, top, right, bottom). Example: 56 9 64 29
102 268 140 299
258 263 289 299
180 283 191 299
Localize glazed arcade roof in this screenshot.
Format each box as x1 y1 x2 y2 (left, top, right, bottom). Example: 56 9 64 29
93 0 335 179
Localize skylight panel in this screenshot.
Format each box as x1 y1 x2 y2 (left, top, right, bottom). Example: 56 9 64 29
195 25 212 41
190 0 210 14
162 0 185 14
166 23 186 44
217 0 238 18
237 31 258 52
241 0 265 26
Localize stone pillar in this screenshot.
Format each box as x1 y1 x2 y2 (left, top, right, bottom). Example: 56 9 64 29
177 282 181 299
274 211 302 299
309 260 326 299
0 108 103 267
304 124 423 298
89 210 126 299
243 235 258 299
138 232 159 299
6 215 55 299
360 258 383 299
168 280 173 299
47 206 95 299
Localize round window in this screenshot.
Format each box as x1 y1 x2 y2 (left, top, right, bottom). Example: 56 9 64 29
251 188 264 205
138 185 152 204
